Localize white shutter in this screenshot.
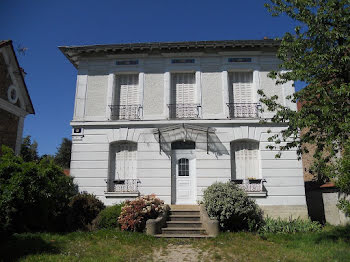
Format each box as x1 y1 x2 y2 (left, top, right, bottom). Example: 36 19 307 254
114 142 137 180
232 141 259 179
172 73 196 104
117 74 139 105
230 72 253 104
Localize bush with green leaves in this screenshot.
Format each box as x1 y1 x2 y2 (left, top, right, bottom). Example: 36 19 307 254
259 217 322 235
0 146 77 235
203 182 264 231
92 203 124 229
67 192 105 231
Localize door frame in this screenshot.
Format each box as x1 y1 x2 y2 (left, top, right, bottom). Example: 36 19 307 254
171 149 196 204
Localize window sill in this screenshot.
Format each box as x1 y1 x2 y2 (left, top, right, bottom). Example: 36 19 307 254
105 192 140 198
246 191 267 197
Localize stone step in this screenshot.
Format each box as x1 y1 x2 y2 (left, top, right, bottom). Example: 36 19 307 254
168 215 201 221
166 221 202 228
169 205 200 211
170 210 200 216
155 234 209 238
162 227 206 235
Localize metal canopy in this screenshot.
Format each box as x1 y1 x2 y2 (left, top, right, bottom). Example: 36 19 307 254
153 124 228 156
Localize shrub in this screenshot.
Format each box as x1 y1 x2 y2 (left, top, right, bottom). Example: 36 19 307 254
0 146 77 235
203 182 264 231
259 217 322 235
92 203 124 229
67 192 105 231
118 195 165 232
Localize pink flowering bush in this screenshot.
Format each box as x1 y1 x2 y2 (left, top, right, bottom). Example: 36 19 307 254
118 194 165 232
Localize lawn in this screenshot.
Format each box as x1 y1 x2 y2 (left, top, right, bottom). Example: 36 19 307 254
1 225 349 262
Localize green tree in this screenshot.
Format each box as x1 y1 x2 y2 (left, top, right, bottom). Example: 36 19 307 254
260 0 350 212
54 138 72 169
20 135 39 162
0 146 77 235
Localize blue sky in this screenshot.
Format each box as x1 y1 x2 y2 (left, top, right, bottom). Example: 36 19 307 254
1 0 301 155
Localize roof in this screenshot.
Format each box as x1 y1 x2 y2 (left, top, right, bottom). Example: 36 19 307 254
59 39 281 68
0 40 35 114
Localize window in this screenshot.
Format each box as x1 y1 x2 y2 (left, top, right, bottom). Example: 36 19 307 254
169 73 200 119
231 140 259 179
228 72 258 118
108 141 138 193
178 158 189 176
112 74 141 119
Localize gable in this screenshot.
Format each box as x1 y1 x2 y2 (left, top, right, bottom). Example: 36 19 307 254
0 40 34 115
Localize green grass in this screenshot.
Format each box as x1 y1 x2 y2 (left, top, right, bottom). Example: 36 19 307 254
1 225 349 262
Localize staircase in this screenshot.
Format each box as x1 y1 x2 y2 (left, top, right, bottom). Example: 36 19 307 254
155 205 209 238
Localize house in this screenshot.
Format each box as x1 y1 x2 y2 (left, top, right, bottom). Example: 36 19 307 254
0 40 35 154
59 40 307 219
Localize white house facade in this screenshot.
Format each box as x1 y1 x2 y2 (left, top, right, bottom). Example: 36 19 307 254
60 40 308 218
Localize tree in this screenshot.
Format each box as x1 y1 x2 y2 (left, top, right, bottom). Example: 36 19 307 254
260 0 350 212
54 138 72 169
20 135 39 162
0 146 77 235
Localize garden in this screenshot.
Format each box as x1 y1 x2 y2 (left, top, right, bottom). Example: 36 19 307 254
1 146 350 261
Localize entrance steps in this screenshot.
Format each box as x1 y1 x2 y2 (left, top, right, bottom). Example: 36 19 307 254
155 205 210 238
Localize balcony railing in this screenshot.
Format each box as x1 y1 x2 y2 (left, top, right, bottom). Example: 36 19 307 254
227 103 260 118
109 105 142 120
231 179 266 192
168 104 201 119
106 179 140 193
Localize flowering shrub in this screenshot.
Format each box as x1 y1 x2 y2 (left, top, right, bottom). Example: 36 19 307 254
118 195 165 232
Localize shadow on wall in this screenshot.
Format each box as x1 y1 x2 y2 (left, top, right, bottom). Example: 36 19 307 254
305 181 326 224
153 124 229 157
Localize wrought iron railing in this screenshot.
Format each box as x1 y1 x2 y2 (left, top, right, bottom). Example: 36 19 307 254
231 179 266 192
109 105 142 120
168 104 201 119
226 103 260 118
106 179 140 193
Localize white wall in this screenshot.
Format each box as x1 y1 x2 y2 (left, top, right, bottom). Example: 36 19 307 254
75 53 295 121
70 125 306 207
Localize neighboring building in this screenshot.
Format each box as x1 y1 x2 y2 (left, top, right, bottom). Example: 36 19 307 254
60 39 307 218
0 40 35 154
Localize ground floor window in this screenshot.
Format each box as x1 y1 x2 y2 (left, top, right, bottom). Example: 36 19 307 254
231 140 260 179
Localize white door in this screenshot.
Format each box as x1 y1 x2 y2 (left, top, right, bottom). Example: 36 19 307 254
172 150 196 204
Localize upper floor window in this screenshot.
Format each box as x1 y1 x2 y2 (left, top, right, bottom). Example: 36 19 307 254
231 140 260 180
169 73 201 119
227 72 258 118
111 74 142 120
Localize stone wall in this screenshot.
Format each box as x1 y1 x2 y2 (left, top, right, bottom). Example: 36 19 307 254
0 107 19 152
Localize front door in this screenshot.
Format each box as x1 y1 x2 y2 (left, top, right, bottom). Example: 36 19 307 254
172 150 196 204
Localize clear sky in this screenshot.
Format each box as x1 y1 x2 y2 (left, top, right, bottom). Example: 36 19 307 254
0 0 301 155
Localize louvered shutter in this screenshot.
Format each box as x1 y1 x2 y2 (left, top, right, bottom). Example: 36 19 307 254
172 73 196 104
114 142 137 180
117 74 139 106
232 141 259 179
230 72 253 104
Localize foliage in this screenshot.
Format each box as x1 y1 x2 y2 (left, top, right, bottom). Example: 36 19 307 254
20 135 39 162
260 0 350 210
0 146 77 235
2 226 350 262
92 203 124 230
203 182 264 231
325 139 350 216
118 195 165 232
67 192 105 231
54 138 72 169
259 217 322 235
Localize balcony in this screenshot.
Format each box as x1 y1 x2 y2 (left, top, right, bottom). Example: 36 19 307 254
227 103 260 118
109 105 142 120
168 104 201 119
105 179 140 197
231 179 267 197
